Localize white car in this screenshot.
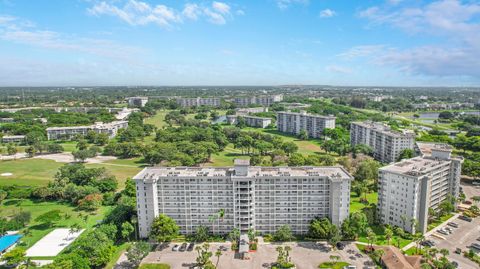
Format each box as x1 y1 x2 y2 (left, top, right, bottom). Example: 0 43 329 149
172 244 180 251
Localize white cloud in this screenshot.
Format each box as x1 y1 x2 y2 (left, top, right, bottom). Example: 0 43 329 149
275 0 309 10
337 45 386 60
319 9 336 18
358 0 480 78
182 3 201 20
325 65 352 74
88 1 237 27
0 16 143 61
236 9 245 16
212 2 230 14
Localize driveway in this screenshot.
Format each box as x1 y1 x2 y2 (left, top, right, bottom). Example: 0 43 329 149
142 241 374 269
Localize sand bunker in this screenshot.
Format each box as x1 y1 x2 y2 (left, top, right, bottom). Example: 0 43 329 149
1 173 13 176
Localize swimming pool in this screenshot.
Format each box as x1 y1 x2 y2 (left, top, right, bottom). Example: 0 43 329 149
0 234 22 253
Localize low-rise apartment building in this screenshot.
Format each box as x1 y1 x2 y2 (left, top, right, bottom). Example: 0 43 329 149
350 121 415 163
233 95 283 107
377 145 462 234
226 115 272 128
276 111 335 138
46 121 128 140
1 135 25 144
134 159 352 238
176 97 221 107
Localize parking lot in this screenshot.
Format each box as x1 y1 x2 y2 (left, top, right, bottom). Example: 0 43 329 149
142 240 374 269
425 182 480 268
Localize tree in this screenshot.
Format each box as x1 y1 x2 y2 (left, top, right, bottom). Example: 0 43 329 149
77 193 103 211
281 142 298 156
371 249 385 263
76 139 88 150
308 218 334 239
439 111 454 120
397 148 415 161
298 129 308 140
149 214 179 242
329 255 340 267
7 143 17 156
384 227 393 246
366 228 377 248
126 241 150 268
273 225 294 242
288 153 305 166
35 210 62 227
194 225 210 242
68 223 82 240
1 247 26 266
195 243 214 268
25 146 37 157
354 160 380 182
215 249 222 269
121 221 135 241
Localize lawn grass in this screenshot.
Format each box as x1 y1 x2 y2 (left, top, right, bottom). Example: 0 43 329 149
207 143 247 167
0 159 64 187
318 261 349 269
0 157 142 189
350 192 378 213
242 127 325 155
139 264 171 269
427 213 454 231
0 199 110 248
404 247 424 256
357 225 412 248
144 110 169 129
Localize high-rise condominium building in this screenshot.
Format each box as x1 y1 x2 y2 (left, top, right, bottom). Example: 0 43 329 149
350 121 415 163
233 95 283 107
276 111 336 138
134 159 352 238
377 144 462 234
176 97 221 107
127 97 149 107
46 121 128 140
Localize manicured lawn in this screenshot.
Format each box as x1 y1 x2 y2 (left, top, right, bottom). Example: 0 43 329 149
207 143 248 167
318 261 349 269
0 159 64 187
350 192 378 213
357 225 412 248
427 213 454 231
139 264 171 269
0 199 109 248
85 162 143 189
242 127 326 155
404 247 424 256
144 110 169 129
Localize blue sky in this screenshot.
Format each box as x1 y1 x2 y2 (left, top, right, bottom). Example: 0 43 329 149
0 0 480 86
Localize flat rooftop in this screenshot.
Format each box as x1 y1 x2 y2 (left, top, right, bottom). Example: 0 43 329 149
134 165 352 181
46 120 127 131
352 121 415 138
380 156 450 176
416 142 453 155
277 111 335 119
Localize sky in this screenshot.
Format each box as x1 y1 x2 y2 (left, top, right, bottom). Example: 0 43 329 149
0 0 480 86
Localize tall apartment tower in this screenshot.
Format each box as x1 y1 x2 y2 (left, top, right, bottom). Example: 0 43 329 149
377 144 462 234
134 159 352 238
276 111 336 138
350 121 415 163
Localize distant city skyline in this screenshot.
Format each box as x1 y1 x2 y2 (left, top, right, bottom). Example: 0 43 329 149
1 0 480 86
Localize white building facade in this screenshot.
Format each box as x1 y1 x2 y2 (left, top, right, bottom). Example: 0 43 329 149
176 97 221 107
46 121 128 140
276 111 336 138
134 159 352 238
227 115 272 128
233 95 283 107
350 121 416 163
127 97 149 107
377 146 462 234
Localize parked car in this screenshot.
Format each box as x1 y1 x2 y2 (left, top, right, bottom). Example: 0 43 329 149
172 244 180 251
471 243 480 250
179 243 188 251
472 181 480 186
421 240 435 247
343 266 356 269
438 229 449 235
455 248 462 254
336 242 345 250
447 222 459 228
445 227 453 232
451 261 459 268
187 242 195 251
459 215 473 222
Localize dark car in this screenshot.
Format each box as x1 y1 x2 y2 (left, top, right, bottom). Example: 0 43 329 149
447 222 459 228
336 242 345 250
187 242 195 251
455 248 462 254
451 261 459 268
459 215 473 222
179 242 188 251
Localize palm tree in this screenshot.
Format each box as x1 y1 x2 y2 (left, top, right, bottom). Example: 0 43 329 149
414 234 425 255
440 248 449 258
284 246 292 262
400 215 407 231
329 255 340 267
384 227 393 246
214 249 222 269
